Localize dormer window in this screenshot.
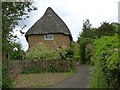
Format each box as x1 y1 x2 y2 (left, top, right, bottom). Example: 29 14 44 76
44 34 54 40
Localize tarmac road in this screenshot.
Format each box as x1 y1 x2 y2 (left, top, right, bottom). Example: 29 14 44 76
50 65 91 88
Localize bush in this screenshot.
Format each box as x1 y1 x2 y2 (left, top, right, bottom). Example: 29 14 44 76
85 44 93 64
21 67 46 74
79 38 93 64
90 34 120 88
26 43 61 60
2 62 14 88
70 42 80 61
20 60 73 73
24 43 75 73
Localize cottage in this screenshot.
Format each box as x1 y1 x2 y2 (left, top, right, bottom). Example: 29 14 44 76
25 7 72 49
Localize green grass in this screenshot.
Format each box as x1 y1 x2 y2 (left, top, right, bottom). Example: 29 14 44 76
66 71 74 77
66 65 76 77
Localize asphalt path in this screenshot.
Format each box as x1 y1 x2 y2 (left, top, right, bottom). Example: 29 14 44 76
50 65 91 88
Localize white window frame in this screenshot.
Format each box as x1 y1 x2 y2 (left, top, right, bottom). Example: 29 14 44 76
44 34 54 40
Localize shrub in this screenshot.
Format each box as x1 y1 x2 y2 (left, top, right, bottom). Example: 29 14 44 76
90 34 120 88
20 60 72 73
79 38 93 64
21 67 46 74
24 43 74 73
26 43 61 60
2 62 14 88
85 44 93 64
70 42 80 61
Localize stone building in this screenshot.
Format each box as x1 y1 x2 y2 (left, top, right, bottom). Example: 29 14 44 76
25 7 72 49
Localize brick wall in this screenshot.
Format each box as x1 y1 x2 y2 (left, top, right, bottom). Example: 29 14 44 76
28 34 71 49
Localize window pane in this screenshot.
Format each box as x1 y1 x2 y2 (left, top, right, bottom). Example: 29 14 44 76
44 34 54 40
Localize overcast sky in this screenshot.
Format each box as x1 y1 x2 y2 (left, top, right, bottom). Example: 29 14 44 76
15 0 120 51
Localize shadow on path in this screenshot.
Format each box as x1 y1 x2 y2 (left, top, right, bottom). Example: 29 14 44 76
49 65 91 88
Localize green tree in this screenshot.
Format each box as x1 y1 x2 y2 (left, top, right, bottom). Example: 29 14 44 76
78 19 98 44
2 2 37 59
2 2 37 88
96 22 117 38
79 38 93 64
77 19 94 64
9 42 25 60
80 19 92 38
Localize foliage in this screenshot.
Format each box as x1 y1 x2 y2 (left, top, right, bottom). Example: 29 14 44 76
9 42 25 60
58 46 71 60
20 60 73 73
25 43 71 61
78 38 93 64
26 43 61 60
85 44 93 64
78 19 93 40
70 42 80 61
77 20 119 65
25 43 75 73
96 22 117 38
91 35 120 88
78 21 117 41
2 2 36 88
21 67 46 74
2 62 14 88
2 2 37 57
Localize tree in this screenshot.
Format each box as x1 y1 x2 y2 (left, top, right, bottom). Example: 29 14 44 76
2 2 37 60
9 42 25 60
2 2 37 88
79 19 92 38
79 38 93 64
96 22 117 38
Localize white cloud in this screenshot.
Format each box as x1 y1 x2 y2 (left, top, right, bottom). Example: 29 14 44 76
15 0 119 51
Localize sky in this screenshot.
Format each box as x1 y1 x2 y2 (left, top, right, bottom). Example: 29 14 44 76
14 0 120 51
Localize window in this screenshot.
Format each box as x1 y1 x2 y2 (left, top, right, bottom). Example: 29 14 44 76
44 34 54 40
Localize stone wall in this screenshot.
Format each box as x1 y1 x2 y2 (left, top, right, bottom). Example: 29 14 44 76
27 34 71 49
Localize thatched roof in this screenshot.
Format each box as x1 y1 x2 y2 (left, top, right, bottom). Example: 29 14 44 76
25 7 72 41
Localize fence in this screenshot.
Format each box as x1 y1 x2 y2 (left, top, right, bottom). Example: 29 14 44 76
8 60 71 74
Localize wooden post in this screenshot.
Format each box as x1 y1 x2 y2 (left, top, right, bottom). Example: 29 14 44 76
46 60 47 72
67 61 70 71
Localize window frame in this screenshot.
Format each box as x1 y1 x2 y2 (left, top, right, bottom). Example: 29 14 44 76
44 34 54 40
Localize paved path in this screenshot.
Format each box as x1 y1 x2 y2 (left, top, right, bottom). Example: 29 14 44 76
50 65 91 88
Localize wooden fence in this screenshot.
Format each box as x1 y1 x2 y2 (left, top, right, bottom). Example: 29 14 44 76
8 60 71 74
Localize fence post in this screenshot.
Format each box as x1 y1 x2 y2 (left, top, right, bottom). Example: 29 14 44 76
67 61 70 71
46 60 47 72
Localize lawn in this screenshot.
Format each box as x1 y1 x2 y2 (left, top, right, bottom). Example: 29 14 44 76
14 73 68 88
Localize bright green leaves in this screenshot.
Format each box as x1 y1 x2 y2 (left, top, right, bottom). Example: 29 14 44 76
93 34 119 70
91 34 120 88
25 43 69 61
